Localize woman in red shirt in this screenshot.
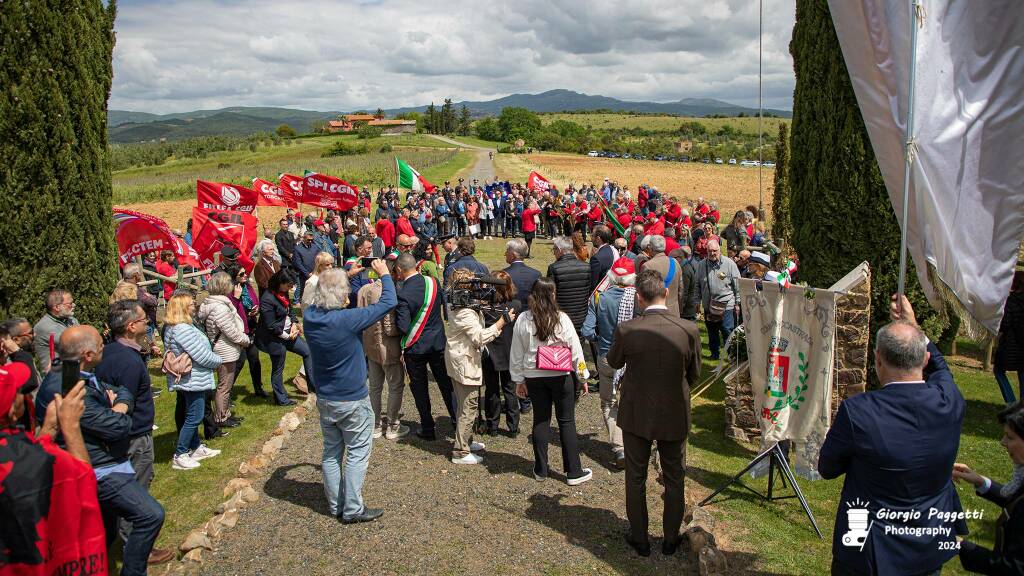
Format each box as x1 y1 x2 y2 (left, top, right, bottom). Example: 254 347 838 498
520 201 541 258
155 251 178 300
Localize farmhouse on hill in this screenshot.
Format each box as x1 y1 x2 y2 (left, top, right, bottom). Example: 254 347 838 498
327 113 416 134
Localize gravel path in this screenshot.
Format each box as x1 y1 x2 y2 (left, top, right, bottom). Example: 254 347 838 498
427 134 496 184
199 386 704 575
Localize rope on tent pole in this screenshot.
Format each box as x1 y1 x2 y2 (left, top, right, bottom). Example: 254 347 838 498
897 0 923 300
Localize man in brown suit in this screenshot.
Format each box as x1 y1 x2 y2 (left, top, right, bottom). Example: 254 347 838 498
640 235 682 317
607 268 701 557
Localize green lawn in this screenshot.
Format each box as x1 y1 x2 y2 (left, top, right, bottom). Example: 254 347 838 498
444 134 502 149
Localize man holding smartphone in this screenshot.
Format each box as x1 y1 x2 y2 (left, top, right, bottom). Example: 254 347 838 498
344 235 374 309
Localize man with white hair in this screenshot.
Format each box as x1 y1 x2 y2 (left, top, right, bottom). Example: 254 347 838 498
503 238 541 305
303 260 396 524
640 235 682 317
582 257 638 468
694 240 740 360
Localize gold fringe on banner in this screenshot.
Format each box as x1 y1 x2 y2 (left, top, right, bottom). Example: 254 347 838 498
926 262 996 343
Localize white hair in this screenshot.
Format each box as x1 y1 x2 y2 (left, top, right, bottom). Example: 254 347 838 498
253 239 281 264
552 236 573 254
506 238 529 260
648 235 666 253
123 262 143 280
311 268 350 310
639 235 652 250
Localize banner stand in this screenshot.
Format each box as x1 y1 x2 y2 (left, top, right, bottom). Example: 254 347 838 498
698 443 823 539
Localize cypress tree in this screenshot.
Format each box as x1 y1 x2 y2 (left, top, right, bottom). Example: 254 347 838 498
771 123 792 243
789 0 938 341
0 0 119 325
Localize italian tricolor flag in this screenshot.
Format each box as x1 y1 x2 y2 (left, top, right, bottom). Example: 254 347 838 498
396 157 436 193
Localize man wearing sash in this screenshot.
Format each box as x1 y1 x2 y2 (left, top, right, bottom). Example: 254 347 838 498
394 253 457 441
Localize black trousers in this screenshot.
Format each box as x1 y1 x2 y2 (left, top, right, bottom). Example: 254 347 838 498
233 340 263 393
524 231 535 256
526 375 583 479
623 431 685 544
482 356 519 433
175 389 219 440
404 351 457 433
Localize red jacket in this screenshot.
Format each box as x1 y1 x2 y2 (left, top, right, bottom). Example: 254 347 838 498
644 217 665 237
521 208 541 233
616 213 633 235
396 216 416 238
638 187 649 208
375 219 395 248
695 202 710 217
664 237 680 255
665 202 682 225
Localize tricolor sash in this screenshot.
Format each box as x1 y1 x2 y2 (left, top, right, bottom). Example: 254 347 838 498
401 275 438 349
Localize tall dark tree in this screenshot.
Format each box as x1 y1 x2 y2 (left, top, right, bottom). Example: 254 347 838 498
457 104 471 136
789 0 937 342
440 98 454 134
1 0 119 324
425 103 437 134
771 123 792 243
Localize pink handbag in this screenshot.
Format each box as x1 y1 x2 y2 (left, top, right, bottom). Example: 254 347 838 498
536 342 572 372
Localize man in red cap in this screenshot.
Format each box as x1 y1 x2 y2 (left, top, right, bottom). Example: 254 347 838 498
0 365 108 576
581 257 638 469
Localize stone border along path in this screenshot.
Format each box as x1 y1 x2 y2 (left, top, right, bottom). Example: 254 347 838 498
183 383 735 575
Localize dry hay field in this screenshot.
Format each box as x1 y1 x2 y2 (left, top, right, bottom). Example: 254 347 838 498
540 112 789 136
115 200 291 234
495 152 774 217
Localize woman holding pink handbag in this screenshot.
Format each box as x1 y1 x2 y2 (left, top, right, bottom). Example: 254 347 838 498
510 277 592 485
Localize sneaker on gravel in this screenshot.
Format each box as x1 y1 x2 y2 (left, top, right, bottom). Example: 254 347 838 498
451 453 483 465
469 441 486 452
172 453 200 470
385 423 410 440
567 468 593 486
190 444 221 461
372 426 383 439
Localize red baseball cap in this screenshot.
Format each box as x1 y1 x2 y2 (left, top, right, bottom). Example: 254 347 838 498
611 257 635 277
0 363 32 416
314 219 326 227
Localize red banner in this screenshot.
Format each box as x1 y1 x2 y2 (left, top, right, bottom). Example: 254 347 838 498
252 177 296 208
196 180 258 213
190 207 259 271
301 171 358 211
279 173 304 204
113 208 201 268
527 171 551 193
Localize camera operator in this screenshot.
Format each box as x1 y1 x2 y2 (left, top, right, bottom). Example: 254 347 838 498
481 270 524 436
444 269 515 464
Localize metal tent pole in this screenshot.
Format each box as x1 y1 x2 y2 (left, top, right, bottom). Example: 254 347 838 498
757 0 764 218
897 0 922 298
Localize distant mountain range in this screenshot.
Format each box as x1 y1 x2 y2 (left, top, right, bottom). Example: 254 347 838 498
108 89 791 143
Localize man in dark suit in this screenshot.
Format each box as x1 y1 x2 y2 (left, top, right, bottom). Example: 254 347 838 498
443 236 489 285
502 238 541 305
394 253 457 441
589 225 616 288
607 268 701 557
819 294 967 576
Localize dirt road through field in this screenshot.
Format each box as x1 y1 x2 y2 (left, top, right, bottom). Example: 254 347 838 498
429 134 496 184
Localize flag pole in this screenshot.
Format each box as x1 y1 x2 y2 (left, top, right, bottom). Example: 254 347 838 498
757 0 764 219
897 0 922 300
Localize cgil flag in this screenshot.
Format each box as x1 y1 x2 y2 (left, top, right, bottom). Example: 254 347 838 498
190 207 259 271
113 209 201 268
196 180 258 213
396 157 436 193
252 177 296 208
527 171 551 193
300 170 359 211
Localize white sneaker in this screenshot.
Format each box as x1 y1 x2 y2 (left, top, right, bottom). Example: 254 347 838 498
385 423 410 440
373 426 383 439
172 453 201 470
190 444 221 461
469 441 486 452
567 468 593 486
451 453 483 465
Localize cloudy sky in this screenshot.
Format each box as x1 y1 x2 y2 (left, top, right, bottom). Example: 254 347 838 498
111 0 796 114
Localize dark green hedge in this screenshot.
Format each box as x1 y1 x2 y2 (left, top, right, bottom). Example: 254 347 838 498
0 0 119 325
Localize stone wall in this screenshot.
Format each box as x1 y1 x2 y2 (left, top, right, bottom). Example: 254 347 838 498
725 268 871 443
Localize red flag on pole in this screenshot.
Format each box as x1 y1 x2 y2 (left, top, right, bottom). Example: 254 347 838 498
190 207 259 271
252 177 296 208
301 171 358 211
527 171 551 193
113 208 201 267
196 180 258 213
278 173 304 204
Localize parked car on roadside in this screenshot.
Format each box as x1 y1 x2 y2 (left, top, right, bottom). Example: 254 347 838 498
763 161 776 167
714 158 724 164
587 151 599 157
740 160 759 167
728 158 737 165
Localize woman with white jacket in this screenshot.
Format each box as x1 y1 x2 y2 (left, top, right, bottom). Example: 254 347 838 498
197 272 252 429
511 276 592 485
164 291 223 470
444 269 514 464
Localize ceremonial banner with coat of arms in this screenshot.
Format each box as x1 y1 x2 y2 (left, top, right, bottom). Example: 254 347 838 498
740 278 837 478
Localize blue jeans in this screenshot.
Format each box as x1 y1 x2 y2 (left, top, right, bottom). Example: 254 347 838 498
96 472 165 576
318 395 374 518
994 369 1023 404
705 309 736 360
175 390 205 456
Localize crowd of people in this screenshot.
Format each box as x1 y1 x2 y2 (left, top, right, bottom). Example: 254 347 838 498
1 172 1022 576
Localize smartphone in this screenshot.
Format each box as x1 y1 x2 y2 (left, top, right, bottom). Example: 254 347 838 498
61 359 81 395
360 257 376 268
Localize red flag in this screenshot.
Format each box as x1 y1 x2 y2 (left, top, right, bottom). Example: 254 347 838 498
196 180 258 213
191 207 259 271
252 177 296 208
113 208 201 268
279 173 304 204
301 171 359 211
527 171 551 193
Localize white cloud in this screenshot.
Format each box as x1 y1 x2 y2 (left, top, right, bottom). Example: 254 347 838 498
110 0 796 114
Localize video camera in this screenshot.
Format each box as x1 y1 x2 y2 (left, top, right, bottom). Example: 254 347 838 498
446 274 513 318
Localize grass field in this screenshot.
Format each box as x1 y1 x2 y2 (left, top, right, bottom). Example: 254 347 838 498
494 151 773 217
444 135 501 149
112 133 462 204
539 113 790 136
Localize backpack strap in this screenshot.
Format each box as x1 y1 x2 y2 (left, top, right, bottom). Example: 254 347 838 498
664 257 677 288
